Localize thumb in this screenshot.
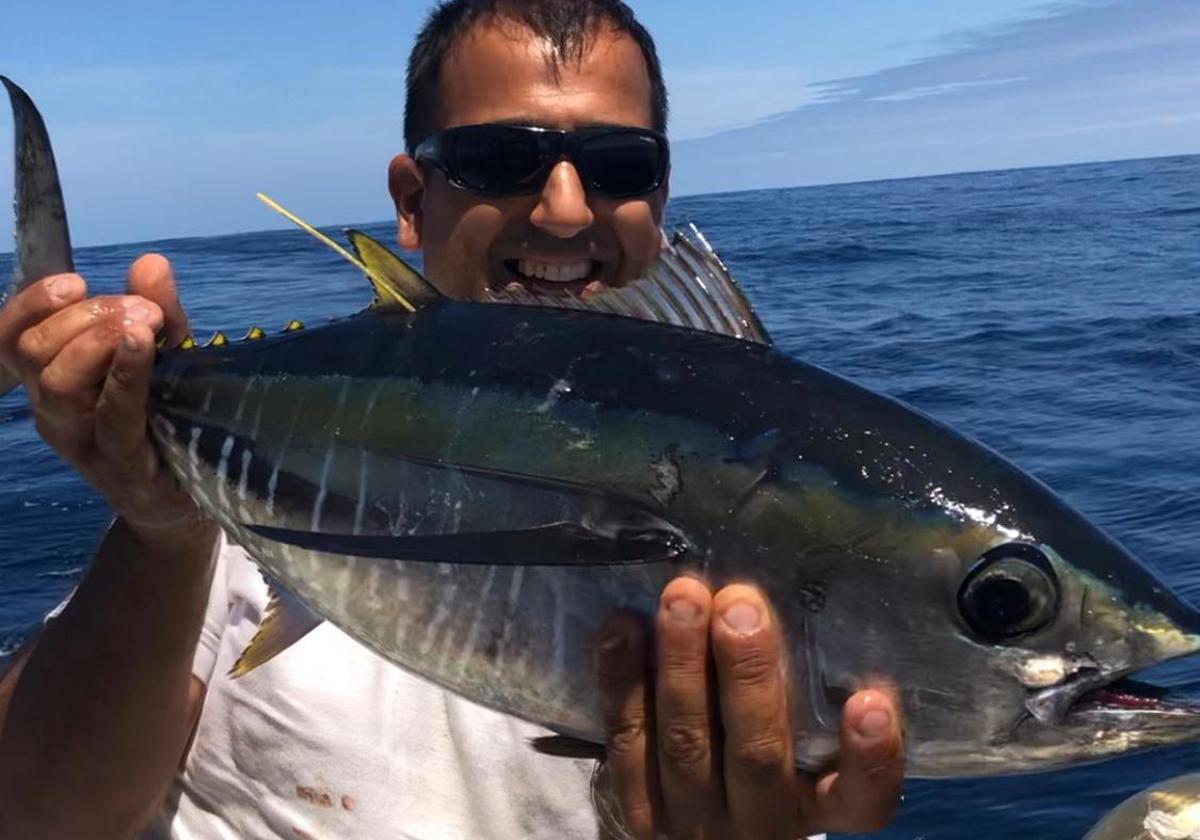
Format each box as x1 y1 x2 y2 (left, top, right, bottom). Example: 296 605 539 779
127 253 190 346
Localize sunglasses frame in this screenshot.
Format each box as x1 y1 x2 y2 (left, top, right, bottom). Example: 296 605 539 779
414 123 670 199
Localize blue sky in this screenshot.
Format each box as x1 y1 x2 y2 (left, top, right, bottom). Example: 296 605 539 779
2 0 1196 246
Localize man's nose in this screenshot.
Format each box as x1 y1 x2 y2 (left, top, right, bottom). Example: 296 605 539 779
530 160 594 239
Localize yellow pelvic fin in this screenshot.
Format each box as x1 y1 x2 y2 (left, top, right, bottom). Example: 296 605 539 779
345 229 440 309
229 580 323 678
255 192 416 313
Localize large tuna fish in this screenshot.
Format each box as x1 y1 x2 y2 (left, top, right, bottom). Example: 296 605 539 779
6 75 1200 778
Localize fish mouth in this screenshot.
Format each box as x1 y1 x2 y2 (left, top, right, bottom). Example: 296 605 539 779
1024 659 1200 730
1070 679 1200 719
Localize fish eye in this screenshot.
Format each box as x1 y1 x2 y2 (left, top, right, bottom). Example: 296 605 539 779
957 543 1059 643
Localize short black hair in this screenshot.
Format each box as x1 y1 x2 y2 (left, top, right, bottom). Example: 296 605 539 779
404 0 668 153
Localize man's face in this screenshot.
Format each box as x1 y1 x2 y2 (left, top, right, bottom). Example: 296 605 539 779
389 19 668 300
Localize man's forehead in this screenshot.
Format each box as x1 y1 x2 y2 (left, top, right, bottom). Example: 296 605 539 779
434 15 654 131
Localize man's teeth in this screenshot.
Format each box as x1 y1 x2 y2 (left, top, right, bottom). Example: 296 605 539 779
516 259 592 283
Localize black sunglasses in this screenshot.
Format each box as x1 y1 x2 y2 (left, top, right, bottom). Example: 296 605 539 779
414 124 669 198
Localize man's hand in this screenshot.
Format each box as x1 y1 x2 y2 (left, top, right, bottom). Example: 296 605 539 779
597 577 905 839
0 254 205 548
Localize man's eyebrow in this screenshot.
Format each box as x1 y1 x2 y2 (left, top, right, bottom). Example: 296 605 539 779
483 117 642 130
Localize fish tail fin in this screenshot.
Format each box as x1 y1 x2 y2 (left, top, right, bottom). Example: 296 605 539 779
3 76 76 397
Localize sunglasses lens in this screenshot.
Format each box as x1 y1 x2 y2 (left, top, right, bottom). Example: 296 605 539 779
451 128 547 193
578 132 665 196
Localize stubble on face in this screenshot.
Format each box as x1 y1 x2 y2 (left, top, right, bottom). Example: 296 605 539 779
409 18 668 301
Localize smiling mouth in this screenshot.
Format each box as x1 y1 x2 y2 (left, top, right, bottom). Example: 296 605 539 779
499 258 609 297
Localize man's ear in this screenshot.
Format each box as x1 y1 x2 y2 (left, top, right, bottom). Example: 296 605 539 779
389 154 425 251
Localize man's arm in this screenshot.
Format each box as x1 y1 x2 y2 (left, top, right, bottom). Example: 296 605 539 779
0 255 218 838
0 519 215 838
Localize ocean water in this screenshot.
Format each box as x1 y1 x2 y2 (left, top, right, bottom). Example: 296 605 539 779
1 154 1198 838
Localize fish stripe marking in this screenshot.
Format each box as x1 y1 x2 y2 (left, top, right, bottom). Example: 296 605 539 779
353 447 369 535
156 409 369 532
311 380 351 532
458 565 497 680
499 566 525 676
352 380 385 536
238 448 253 497
312 446 334 531
266 463 281 517
216 434 235 508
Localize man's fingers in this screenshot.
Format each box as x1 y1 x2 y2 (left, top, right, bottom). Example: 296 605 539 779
16 296 157 375
596 611 658 840
94 322 157 469
711 584 797 840
654 576 717 838
36 299 162 403
0 273 87 371
804 688 905 834
127 254 189 345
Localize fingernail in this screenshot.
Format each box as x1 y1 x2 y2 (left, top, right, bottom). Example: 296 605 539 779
856 709 892 738
721 602 761 634
122 330 140 352
124 303 153 323
47 274 80 301
666 598 700 623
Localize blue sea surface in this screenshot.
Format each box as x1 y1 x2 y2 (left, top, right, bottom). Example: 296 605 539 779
2 154 1198 838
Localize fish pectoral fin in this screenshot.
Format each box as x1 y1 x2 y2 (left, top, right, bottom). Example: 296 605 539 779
486 224 772 346
529 734 607 761
345 229 441 310
228 578 324 678
243 520 691 567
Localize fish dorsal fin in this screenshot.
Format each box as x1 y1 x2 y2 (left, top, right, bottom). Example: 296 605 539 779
255 193 417 314
345 229 441 309
229 576 324 678
485 224 771 346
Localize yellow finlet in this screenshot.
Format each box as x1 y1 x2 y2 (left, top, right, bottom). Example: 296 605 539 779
179 335 197 350
244 326 266 341
255 193 416 313
283 319 304 332
206 331 229 347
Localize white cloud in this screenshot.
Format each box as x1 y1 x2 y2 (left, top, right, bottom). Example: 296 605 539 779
870 77 1026 102
665 65 816 139
672 0 1200 195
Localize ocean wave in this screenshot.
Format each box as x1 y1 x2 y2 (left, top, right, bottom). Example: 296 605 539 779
1153 205 1200 217
785 242 933 265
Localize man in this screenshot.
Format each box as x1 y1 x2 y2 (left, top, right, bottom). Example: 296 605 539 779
0 1 905 837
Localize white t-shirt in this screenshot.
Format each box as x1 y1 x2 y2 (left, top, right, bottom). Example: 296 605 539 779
142 533 603 840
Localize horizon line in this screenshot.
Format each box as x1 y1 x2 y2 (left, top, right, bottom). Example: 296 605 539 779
1 149 1196 257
